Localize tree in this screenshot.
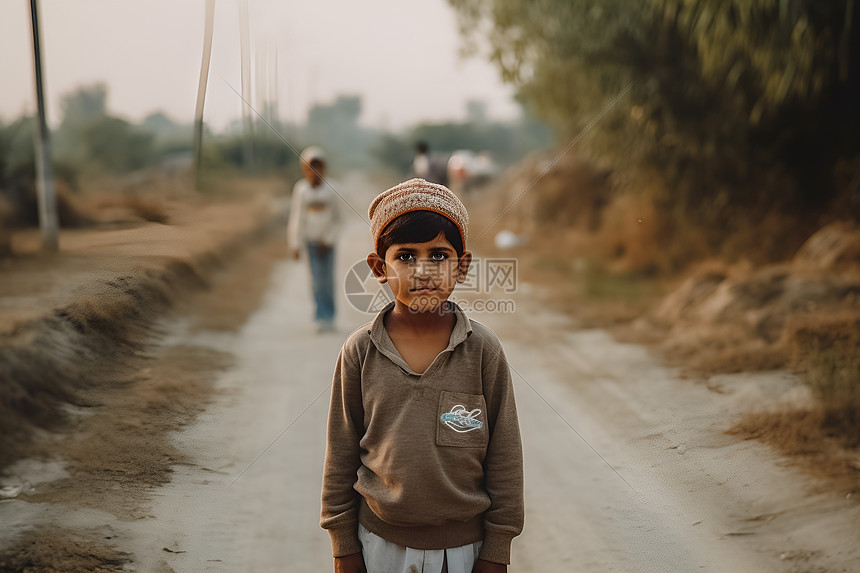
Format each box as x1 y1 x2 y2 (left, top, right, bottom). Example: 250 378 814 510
58 82 107 131
449 0 860 247
305 96 377 169
81 117 154 173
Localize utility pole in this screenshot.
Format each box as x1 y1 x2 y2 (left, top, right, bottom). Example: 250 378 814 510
28 0 58 252
194 0 216 189
239 0 254 170
273 46 279 127
256 37 266 121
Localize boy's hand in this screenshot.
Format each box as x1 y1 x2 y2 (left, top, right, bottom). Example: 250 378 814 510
473 559 506 572
334 552 366 573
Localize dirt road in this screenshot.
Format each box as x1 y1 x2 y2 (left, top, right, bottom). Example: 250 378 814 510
2 174 858 572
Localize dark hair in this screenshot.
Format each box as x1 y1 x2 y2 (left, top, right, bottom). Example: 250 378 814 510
415 141 429 154
377 210 463 257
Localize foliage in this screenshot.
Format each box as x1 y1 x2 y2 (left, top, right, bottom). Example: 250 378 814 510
206 130 298 174
52 83 159 173
0 115 37 180
373 108 551 175
412 119 541 163
305 95 380 170
58 82 108 130
373 133 415 175
0 116 80 226
141 111 194 145
81 116 155 173
449 0 860 259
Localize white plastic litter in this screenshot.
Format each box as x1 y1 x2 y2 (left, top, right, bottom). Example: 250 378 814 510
494 230 526 249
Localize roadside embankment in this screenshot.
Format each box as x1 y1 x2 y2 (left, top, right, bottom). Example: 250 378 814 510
624 222 860 492
0 191 288 472
466 153 860 495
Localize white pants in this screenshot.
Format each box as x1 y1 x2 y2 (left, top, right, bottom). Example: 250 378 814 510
358 524 482 573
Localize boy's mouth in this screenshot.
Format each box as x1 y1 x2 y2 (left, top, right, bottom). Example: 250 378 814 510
409 286 438 294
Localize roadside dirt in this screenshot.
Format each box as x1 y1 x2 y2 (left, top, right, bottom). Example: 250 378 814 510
0 525 129 573
0 237 289 572
0 172 290 572
0 181 286 468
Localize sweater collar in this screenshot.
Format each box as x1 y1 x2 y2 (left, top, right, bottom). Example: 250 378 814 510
369 300 473 375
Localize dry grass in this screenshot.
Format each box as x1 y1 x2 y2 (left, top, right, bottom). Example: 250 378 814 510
465 154 671 326
0 259 207 468
1 170 290 235
729 408 860 494
28 344 233 513
84 194 172 225
0 525 128 572
729 313 860 493
786 314 860 443
681 340 789 376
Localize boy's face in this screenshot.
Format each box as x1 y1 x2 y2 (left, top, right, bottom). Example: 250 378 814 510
302 159 325 186
367 231 471 314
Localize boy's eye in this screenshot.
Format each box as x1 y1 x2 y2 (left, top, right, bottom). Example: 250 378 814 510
396 252 449 263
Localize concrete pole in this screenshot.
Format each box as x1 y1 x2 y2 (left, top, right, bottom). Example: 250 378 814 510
28 0 59 252
256 38 265 121
194 0 216 188
239 0 254 169
273 46 279 127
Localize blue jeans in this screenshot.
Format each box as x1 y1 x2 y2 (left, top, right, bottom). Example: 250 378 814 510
306 242 335 323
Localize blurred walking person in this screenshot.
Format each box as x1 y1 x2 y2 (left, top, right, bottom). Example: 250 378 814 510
413 141 448 186
287 146 343 333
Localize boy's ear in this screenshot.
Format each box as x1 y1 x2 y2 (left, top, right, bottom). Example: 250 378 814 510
367 252 387 284
456 251 473 283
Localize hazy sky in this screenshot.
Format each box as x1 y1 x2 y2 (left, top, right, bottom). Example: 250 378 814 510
1 0 520 131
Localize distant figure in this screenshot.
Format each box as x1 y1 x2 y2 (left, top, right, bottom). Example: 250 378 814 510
413 141 448 186
287 146 343 333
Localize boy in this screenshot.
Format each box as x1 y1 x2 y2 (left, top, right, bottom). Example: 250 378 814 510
320 179 524 572
287 146 342 332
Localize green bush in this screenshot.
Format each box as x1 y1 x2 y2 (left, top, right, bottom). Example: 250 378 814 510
450 0 860 261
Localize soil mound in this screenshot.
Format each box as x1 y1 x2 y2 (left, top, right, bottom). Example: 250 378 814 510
0 259 206 469
793 221 860 271
0 195 286 471
0 525 128 572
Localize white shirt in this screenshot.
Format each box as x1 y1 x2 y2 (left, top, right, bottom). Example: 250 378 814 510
413 154 430 179
286 178 343 249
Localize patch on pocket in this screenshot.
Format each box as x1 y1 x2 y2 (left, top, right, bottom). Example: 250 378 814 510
436 391 488 448
441 405 484 433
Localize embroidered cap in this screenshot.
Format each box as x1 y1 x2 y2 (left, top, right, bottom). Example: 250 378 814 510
368 178 469 252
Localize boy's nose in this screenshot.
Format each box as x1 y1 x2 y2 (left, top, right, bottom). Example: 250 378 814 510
412 262 430 278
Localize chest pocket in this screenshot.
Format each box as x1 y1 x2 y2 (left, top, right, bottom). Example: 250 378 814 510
436 391 488 448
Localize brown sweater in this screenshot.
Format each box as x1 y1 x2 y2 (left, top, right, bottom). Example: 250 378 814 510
320 301 524 564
